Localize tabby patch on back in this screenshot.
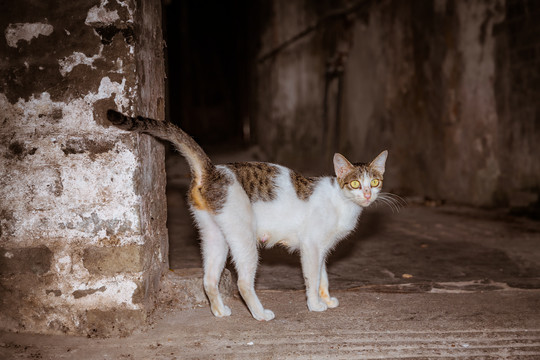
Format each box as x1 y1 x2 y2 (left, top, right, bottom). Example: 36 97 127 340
290 170 317 201
226 162 279 202
107 109 398 321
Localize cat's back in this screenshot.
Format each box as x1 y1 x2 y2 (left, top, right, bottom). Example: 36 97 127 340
223 162 282 203
220 161 319 204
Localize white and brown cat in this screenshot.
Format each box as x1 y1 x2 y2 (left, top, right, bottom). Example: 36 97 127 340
107 109 389 321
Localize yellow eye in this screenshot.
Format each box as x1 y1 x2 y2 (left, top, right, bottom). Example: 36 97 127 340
370 179 380 187
350 180 360 189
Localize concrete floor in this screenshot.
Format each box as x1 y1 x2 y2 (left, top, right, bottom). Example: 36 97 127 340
1 149 540 359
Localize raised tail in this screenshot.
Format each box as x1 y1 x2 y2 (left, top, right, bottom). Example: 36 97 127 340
107 109 212 185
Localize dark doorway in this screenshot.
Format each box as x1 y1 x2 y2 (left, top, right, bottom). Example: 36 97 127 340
163 0 253 147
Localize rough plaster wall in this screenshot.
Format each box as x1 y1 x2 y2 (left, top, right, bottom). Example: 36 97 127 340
255 0 539 206
0 0 167 336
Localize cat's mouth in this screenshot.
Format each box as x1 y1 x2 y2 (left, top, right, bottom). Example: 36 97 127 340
355 196 373 207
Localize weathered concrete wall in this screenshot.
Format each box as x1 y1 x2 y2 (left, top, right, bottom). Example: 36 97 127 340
495 0 540 208
341 0 507 206
256 1 332 170
255 0 540 207
0 0 167 336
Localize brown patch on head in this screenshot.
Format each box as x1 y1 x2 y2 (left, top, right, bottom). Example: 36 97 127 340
360 162 384 184
227 162 278 202
337 165 363 189
338 163 384 190
290 171 316 201
189 168 231 212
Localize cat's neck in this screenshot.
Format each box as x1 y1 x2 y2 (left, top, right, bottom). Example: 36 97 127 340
303 176 362 246
325 177 363 217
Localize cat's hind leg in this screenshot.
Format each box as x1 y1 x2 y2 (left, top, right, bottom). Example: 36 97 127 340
319 262 339 308
228 234 275 321
195 210 232 317
219 217 274 321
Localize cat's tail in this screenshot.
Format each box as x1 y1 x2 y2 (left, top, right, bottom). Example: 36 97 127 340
106 109 213 186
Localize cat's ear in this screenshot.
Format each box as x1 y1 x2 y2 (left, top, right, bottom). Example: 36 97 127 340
333 153 355 179
370 150 388 174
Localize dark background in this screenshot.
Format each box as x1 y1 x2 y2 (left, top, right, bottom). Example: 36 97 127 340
163 0 256 146
164 0 540 210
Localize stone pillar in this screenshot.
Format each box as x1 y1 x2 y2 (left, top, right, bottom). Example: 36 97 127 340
0 0 167 336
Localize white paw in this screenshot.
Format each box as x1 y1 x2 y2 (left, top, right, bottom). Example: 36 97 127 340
263 309 275 321
308 300 328 312
253 309 275 321
325 297 339 308
211 305 232 317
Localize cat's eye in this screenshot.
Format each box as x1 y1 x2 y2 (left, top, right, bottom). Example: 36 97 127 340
349 180 360 189
370 179 380 187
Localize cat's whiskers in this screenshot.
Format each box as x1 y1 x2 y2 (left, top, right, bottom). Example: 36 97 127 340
374 197 399 213
374 192 407 213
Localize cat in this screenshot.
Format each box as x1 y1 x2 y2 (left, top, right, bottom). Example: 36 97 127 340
107 109 389 321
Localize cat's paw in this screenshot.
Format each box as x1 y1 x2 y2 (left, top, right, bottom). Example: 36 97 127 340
324 296 339 308
253 309 275 321
308 300 328 312
211 305 232 317
263 309 275 321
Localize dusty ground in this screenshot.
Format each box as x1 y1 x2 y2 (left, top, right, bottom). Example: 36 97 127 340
1 290 539 359
1 149 540 359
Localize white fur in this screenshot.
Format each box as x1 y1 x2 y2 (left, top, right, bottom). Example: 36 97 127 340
191 155 386 321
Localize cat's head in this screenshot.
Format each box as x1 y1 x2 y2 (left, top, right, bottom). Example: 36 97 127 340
333 150 388 207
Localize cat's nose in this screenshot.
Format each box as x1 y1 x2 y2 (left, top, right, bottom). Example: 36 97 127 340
364 192 371 200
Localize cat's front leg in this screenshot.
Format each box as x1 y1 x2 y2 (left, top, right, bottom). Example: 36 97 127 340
319 262 339 308
300 244 328 312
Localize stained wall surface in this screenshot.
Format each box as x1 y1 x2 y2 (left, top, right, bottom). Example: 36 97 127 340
0 0 167 336
254 0 540 207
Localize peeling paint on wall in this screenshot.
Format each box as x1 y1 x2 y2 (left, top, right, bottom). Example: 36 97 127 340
5 22 53 48
86 3 121 26
58 47 103 77
85 0 135 51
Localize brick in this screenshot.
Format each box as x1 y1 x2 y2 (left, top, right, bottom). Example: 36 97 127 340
83 245 145 275
0 246 52 276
